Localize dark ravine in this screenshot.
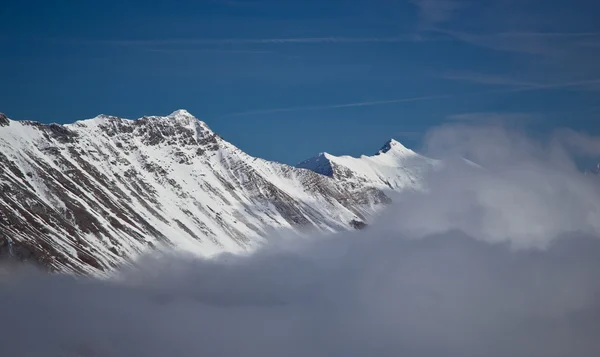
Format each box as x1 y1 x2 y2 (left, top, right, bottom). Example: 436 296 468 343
0 110 432 274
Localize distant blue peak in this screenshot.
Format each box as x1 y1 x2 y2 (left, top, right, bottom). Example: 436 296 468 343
296 152 334 177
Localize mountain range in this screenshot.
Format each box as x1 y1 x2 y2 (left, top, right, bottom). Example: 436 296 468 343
0 110 436 274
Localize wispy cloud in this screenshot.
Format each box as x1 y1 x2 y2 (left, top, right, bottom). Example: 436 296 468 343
143 48 275 55
442 71 600 92
497 78 600 93
221 94 451 118
438 29 600 55
141 47 304 60
410 0 462 26
447 112 543 125
106 36 423 47
441 72 540 88
223 76 600 119
5 125 600 357
579 40 600 48
555 128 600 157
208 0 260 6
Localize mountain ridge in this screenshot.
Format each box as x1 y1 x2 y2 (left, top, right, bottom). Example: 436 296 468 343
297 136 437 190
0 110 433 274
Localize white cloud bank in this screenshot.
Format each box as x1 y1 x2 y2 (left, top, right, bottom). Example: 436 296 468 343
1 124 600 357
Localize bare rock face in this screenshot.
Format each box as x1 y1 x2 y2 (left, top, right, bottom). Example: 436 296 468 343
0 110 432 274
349 219 367 230
0 113 9 127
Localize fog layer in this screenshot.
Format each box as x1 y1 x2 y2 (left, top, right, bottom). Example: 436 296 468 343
1 125 599 357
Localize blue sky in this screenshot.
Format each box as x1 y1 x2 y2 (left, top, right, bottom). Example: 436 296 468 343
1 0 599 164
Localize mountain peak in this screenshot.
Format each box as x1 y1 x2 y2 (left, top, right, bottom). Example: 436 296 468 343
296 152 334 177
377 139 412 155
92 114 120 121
168 109 195 120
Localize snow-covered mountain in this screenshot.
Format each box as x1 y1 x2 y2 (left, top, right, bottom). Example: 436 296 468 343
0 110 433 274
297 139 438 190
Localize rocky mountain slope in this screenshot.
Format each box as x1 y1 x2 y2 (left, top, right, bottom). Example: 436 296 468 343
0 110 435 274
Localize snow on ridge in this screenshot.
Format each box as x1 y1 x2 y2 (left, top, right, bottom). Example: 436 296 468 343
297 138 437 190
2 110 427 274
167 109 195 120
69 109 203 126
376 138 416 156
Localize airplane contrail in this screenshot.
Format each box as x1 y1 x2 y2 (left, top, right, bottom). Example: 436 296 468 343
221 94 451 118
108 36 421 46
220 78 600 119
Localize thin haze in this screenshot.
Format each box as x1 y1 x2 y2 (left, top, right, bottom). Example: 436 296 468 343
1 123 600 357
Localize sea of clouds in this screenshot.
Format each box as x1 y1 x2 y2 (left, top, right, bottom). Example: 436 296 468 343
1 124 599 357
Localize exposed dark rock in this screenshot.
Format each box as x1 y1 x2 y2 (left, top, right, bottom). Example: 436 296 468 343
0 113 9 127
350 220 367 230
